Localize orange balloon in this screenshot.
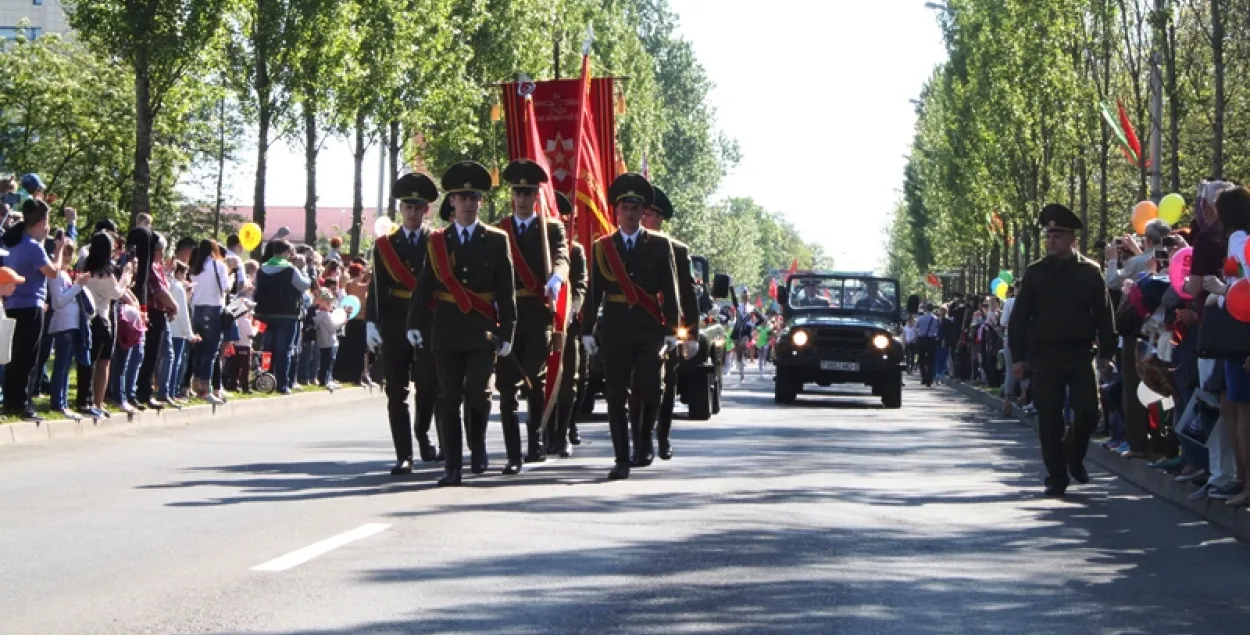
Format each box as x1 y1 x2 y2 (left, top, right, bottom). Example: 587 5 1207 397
1132 201 1159 235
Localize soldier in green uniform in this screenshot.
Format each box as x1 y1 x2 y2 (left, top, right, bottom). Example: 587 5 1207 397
637 185 700 462
366 172 441 475
1007 204 1117 497
410 161 517 486
495 160 570 469
550 192 588 458
582 174 681 480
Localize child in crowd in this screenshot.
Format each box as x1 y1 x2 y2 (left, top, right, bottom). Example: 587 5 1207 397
47 241 85 420
159 260 195 404
225 307 256 393
312 289 343 389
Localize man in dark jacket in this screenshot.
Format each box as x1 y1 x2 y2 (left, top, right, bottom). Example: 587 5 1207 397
254 239 311 394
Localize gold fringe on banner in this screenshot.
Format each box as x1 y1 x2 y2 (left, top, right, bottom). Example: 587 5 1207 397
490 102 501 122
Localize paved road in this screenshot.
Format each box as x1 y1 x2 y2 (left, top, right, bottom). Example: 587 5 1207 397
3 371 1250 634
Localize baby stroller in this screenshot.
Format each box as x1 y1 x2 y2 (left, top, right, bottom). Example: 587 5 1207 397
252 350 277 393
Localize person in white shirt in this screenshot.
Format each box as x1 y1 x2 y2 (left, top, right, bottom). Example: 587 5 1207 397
1000 284 1018 413
157 260 195 403
903 317 917 373
80 232 135 417
188 239 230 403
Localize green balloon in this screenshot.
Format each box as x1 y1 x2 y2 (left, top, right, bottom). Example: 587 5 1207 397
999 270 1014 285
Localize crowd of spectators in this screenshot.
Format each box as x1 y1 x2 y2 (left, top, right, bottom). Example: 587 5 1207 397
0 173 376 422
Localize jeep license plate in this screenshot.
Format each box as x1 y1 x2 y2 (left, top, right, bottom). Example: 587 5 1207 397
820 361 859 372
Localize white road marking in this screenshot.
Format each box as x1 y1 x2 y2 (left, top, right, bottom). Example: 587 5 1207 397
251 523 391 572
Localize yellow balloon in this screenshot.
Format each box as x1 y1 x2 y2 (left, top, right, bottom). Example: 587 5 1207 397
995 283 1008 300
1159 193 1186 225
239 222 263 251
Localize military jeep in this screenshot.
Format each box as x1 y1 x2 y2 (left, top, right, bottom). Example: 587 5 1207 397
773 273 919 409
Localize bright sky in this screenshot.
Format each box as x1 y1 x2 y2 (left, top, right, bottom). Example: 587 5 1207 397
224 0 948 271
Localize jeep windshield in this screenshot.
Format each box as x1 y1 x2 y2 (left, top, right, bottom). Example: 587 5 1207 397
787 275 899 315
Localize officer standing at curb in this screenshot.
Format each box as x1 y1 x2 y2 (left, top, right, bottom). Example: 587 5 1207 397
551 192 588 458
411 161 517 486
367 172 441 475
1008 203 1117 498
582 174 681 480
495 160 570 467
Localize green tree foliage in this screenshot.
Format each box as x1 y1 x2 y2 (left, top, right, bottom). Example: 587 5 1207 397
893 0 1250 295
66 0 233 224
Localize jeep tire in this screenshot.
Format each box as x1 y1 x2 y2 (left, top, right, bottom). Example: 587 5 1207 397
880 372 903 409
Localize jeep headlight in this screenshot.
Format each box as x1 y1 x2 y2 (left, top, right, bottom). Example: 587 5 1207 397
792 330 809 347
872 334 890 350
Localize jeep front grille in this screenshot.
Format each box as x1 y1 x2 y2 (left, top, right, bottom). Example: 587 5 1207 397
812 328 869 355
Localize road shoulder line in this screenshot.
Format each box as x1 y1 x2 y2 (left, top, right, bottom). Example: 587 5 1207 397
251 523 391 572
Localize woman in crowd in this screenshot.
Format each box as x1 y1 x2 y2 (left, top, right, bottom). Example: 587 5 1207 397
1210 187 1250 507
157 260 194 405
338 260 372 386
189 239 229 404
47 241 85 420
80 232 134 417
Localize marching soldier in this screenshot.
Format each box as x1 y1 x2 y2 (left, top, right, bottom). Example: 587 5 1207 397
366 172 442 475
637 185 700 462
550 192 588 458
1007 204 1116 497
495 160 570 467
411 161 517 486
582 174 681 480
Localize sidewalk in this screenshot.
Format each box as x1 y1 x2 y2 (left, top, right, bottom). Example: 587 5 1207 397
948 378 1250 544
0 386 379 446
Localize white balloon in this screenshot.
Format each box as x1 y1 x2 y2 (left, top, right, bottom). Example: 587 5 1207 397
373 216 394 237
1136 381 1164 407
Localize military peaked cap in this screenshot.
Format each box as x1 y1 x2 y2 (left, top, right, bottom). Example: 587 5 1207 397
556 191 574 217
441 161 492 194
1038 203 1083 232
392 173 438 204
651 185 674 221
502 159 548 188
608 173 654 207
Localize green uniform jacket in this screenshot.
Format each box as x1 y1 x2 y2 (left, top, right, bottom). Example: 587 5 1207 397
368 227 429 335
1007 251 1117 367
569 242 588 319
410 223 517 353
584 228 681 348
496 216 570 336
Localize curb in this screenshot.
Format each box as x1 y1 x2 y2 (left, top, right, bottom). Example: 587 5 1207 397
0 386 379 446
948 379 1250 543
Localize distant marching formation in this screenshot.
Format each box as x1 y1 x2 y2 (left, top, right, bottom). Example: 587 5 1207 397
366 159 703 486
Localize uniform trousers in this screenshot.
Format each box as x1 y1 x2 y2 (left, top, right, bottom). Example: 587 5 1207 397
1032 357 1100 488
604 341 665 465
435 347 497 471
656 354 680 447
496 328 549 461
550 320 582 452
916 337 938 386
382 322 440 461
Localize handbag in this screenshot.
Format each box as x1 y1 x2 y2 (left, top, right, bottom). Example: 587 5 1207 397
1177 390 1221 447
1196 304 1250 360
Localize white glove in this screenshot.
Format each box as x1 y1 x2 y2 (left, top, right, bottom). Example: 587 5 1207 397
1204 275 1229 296
581 335 599 357
498 341 513 357
406 329 423 349
545 273 564 299
681 340 698 359
663 336 679 355
366 322 382 352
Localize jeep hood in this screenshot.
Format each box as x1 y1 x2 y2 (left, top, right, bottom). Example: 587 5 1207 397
788 314 893 331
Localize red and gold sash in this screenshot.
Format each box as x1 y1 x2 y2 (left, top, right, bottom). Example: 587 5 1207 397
598 235 664 325
499 218 542 296
375 233 418 292
429 228 497 321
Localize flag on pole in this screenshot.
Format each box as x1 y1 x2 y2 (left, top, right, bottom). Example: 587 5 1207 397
1099 101 1140 166
571 47 614 258
768 278 778 300
1117 99 1143 164
788 258 799 276
519 93 571 429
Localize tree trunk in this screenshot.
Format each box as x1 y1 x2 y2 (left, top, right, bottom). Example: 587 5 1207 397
254 102 270 233
1098 0 1111 246
1165 19 1180 193
350 108 367 257
387 120 400 219
214 94 226 238
131 49 153 227
303 99 318 246
1212 0 1225 179
1079 156 1089 254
